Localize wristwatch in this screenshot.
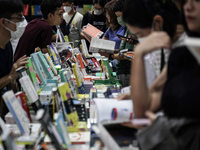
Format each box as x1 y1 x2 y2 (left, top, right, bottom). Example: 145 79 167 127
109 53 114 60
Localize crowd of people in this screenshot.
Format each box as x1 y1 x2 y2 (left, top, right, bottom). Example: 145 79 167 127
0 0 200 149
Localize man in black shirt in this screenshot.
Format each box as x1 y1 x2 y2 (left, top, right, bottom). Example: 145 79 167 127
0 0 29 119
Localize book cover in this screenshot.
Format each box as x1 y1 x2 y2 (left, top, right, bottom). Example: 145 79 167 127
82 23 103 38
25 58 40 92
2 91 30 136
56 111 71 147
69 132 91 145
23 4 29 16
83 5 93 14
31 5 42 16
37 51 54 79
76 54 87 76
15 91 32 123
44 53 58 76
89 37 115 53
47 45 60 65
31 53 47 85
81 39 89 57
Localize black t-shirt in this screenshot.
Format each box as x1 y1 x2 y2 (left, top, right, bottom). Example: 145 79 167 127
0 42 13 95
161 46 200 119
82 11 107 33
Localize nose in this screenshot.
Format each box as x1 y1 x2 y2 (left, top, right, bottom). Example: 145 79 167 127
184 0 194 12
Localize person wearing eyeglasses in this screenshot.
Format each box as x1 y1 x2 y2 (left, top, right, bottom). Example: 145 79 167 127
14 0 64 62
0 0 29 119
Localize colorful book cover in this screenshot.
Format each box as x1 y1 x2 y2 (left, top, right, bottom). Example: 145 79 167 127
83 4 93 14
25 58 40 92
31 53 47 85
23 4 29 16
44 53 58 76
37 51 54 79
76 54 87 76
31 5 42 16
47 45 60 65
58 83 79 127
15 91 32 123
56 111 71 147
82 23 104 38
2 91 30 136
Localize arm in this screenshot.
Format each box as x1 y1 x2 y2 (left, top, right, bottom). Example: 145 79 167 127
130 32 171 118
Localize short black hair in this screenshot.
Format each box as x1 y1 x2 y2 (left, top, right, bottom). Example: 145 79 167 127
41 0 63 19
113 0 127 13
63 0 73 3
93 0 108 8
123 0 180 39
0 0 23 19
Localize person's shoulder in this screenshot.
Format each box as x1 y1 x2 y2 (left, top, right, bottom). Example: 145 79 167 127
83 11 92 17
76 12 83 17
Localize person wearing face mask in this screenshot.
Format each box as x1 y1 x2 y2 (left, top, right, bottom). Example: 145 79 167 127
0 0 29 119
99 0 136 87
62 0 83 43
10 17 27 55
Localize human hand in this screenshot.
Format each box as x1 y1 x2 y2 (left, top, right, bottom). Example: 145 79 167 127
35 47 41 53
99 52 110 58
135 32 171 55
126 35 139 45
9 55 29 80
145 111 157 125
116 93 131 100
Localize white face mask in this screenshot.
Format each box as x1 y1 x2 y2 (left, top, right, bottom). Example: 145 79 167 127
94 9 103 15
64 6 72 13
5 18 26 39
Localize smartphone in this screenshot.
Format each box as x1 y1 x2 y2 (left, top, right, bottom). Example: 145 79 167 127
116 34 131 40
116 34 139 44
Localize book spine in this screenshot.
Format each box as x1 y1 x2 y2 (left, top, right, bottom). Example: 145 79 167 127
76 54 87 76
15 92 32 122
44 53 58 75
31 53 47 85
49 45 60 65
37 51 54 79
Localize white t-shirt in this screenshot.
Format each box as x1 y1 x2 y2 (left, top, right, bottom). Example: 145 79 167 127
63 12 83 42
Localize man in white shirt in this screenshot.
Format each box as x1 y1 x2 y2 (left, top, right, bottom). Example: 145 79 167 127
63 0 83 43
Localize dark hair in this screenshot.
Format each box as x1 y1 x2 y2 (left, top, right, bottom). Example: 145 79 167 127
0 0 23 19
123 0 180 39
93 0 108 8
63 0 73 4
113 0 127 13
105 0 121 31
41 0 63 19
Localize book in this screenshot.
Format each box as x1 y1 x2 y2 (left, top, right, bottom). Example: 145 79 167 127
25 58 40 93
2 91 30 136
23 4 29 16
47 45 60 65
83 5 93 14
15 92 32 123
31 53 47 85
31 5 42 16
19 76 43 113
76 54 87 76
93 98 133 124
81 39 89 57
82 23 104 38
69 132 91 145
185 37 200 64
44 53 58 75
37 51 54 79
89 37 115 53
56 111 71 147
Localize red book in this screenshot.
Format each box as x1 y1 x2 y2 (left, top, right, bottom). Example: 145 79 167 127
15 91 32 122
23 4 29 16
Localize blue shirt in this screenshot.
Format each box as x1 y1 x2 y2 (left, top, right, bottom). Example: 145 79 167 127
103 26 125 49
0 42 13 94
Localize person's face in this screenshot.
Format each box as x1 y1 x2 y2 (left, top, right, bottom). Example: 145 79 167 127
94 3 104 11
106 11 110 23
115 11 123 18
4 12 24 32
51 7 63 26
184 0 200 33
126 23 151 38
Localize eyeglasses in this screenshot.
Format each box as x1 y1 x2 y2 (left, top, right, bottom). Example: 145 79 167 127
10 16 25 22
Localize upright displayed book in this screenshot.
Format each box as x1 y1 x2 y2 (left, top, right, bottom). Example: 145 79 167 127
31 5 42 16
82 23 104 38
2 91 30 136
44 53 58 76
81 39 89 57
25 58 40 92
31 53 47 85
76 53 87 76
37 51 54 79
15 91 32 122
90 37 115 53
47 45 60 65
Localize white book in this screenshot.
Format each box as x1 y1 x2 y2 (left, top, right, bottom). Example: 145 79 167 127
93 98 133 124
81 39 89 57
2 91 30 136
19 76 38 104
89 37 115 53
185 37 200 64
44 53 58 75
